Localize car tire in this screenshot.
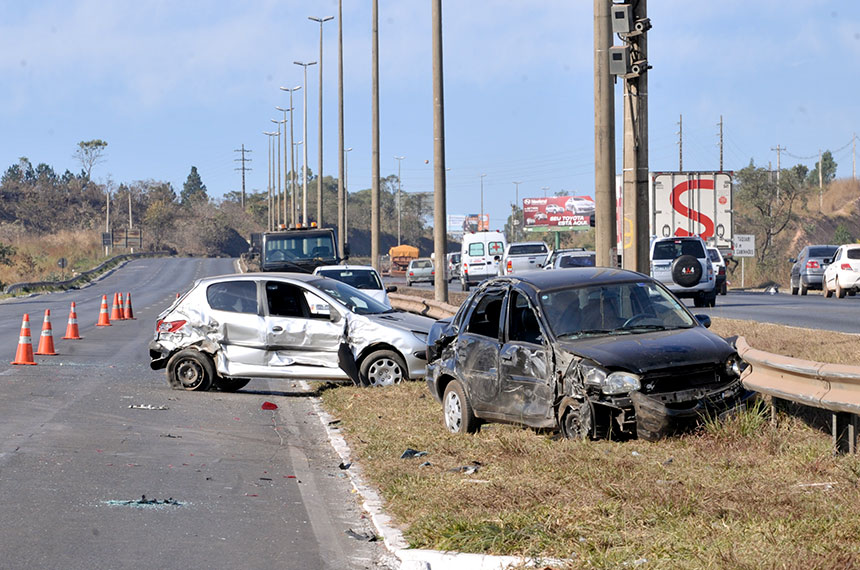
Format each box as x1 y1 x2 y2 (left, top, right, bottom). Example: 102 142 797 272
671 255 702 288
359 349 407 387
836 280 846 299
406 280 412 287
167 349 215 391
442 380 479 434
707 292 717 307
800 283 808 296
850 290 857 297
693 295 704 308
824 282 833 298
720 282 728 296
560 398 593 440
214 377 251 392
461 279 470 292
791 282 798 295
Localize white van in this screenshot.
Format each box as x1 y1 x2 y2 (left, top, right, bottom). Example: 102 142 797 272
459 231 506 291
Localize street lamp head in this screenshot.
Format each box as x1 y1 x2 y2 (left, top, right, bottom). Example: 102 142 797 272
280 85 302 92
294 61 318 67
309 16 334 23
275 106 292 113
345 147 353 152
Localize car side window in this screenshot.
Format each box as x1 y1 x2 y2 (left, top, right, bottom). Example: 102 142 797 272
303 290 333 319
207 281 258 314
507 291 543 345
468 243 485 256
465 291 505 339
266 281 307 318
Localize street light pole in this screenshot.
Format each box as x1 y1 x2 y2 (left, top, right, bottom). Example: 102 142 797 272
294 61 317 225
337 0 346 256
395 156 405 245
309 15 333 227
294 140 304 223
280 86 301 227
270 119 284 228
513 181 522 241
264 131 278 230
344 147 353 245
275 107 290 226
480 173 487 230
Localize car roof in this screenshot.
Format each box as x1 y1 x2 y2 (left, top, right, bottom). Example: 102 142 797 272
313 264 378 273
481 266 647 292
194 272 322 286
507 241 546 247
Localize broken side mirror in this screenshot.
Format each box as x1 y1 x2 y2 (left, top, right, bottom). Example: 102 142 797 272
386 285 398 293
695 314 711 328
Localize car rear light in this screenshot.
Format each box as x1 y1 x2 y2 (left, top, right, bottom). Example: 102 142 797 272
409 271 414 276
842 263 853 270
156 319 186 333
431 270 435 275
806 260 820 269
506 260 513 273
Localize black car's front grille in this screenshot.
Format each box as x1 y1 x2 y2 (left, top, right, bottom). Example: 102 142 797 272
638 364 722 396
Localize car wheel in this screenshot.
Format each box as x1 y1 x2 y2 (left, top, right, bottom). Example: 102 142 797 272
824 282 833 298
406 280 412 287
707 292 717 307
214 377 250 392
791 284 798 295
800 283 808 295
836 279 846 299
850 290 857 297
461 279 470 292
442 380 479 434
167 349 215 391
560 399 593 440
693 295 704 308
360 349 407 387
671 255 703 288
720 282 728 296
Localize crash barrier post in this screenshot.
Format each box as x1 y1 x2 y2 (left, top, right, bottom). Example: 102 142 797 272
11 314 37 365
96 295 111 327
63 302 82 340
737 336 860 455
35 309 58 356
388 293 459 320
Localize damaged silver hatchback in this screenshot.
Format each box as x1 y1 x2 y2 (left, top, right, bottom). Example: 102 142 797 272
150 273 434 391
425 268 754 440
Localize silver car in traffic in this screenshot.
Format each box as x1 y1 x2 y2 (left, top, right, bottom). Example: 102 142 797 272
149 273 433 390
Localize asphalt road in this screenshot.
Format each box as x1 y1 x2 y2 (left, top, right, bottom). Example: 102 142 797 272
0 258 390 570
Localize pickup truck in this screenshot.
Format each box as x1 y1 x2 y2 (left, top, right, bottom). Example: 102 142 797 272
500 241 549 275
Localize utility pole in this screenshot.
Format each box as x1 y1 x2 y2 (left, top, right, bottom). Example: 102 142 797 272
337 0 346 256
819 148 823 212
772 144 784 203
481 174 488 229
432 0 448 302
594 0 616 269
621 0 650 273
371 0 380 270
271 119 284 228
717 115 724 171
234 144 252 210
678 114 683 171
395 156 405 245
280 86 301 227
513 181 522 242
309 15 334 227
853 133 856 180
294 61 317 226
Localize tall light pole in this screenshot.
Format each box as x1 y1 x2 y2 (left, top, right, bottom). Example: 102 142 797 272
309 15 333 227
344 147 353 245
264 131 278 230
432 0 448 302
294 61 317 225
275 107 290 226
513 181 522 241
294 140 304 223
394 156 405 245
480 173 487 231
280 86 301 227
371 0 380 270
270 119 284 228
337 0 346 256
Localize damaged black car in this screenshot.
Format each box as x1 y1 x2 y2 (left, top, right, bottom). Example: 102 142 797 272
425 268 754 440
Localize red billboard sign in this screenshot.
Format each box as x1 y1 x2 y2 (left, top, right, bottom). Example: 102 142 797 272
522 196 594 230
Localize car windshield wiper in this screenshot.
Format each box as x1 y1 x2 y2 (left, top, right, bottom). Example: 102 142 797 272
622 324 669 331
558 328 615 338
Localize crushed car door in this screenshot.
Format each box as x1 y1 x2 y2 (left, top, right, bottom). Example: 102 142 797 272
205 280 267 367
264 280 345 374
497 290 553 426
457 287 505 413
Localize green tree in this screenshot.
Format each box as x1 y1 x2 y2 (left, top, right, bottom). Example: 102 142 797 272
807 150 837 186
73 139 108 180
833 224 854 245
181 166 208 205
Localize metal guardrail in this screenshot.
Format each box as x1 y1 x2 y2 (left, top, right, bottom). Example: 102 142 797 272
4 251 170 295
737 336 860 454
388 293 458 320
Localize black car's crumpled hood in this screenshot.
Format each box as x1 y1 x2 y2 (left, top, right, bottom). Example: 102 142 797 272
556 327 734 374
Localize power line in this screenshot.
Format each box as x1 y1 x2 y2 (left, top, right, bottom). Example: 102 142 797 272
234 144 253 210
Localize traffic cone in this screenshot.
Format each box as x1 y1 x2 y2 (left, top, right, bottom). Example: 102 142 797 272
35 309 58 356
111 293 124 321
124 292 135 320
96 294 111 327
62 302 82 340
11 314 37 365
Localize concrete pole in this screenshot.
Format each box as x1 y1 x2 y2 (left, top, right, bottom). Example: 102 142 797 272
432 0 448 302
310 16 333 226
480 174 487 229
395 156 405 245
271 119 282 228
337 0 345 255
371 0 380 270
345 147 353 245
280 86 301 227
295 61 317 226
594 0 616 268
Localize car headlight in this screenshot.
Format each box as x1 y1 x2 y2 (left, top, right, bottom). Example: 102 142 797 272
582 365 641 395
725 355 741 378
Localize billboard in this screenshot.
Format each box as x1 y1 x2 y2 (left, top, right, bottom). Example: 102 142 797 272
462 214 489 233
522 196 594 231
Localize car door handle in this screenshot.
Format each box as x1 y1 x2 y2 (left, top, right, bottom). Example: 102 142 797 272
272 326 283 332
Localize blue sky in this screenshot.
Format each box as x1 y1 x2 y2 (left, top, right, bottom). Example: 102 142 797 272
2 1 859 231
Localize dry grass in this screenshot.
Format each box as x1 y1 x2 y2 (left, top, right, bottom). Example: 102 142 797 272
321 314 860 567
0 227 105 287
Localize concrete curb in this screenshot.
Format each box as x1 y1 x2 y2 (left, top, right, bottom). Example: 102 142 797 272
305 382 563 570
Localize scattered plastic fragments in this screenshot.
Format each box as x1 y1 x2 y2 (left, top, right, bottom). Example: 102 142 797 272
105 495 183 509
160 433 182 439
400 448 428 459
261 401 278 411
339 462 352 470
345 529 378 542
129 404 168 410
447 461 482 474
419 461 432 468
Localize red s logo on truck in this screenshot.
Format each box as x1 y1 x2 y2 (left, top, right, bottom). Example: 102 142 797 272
670 179 715 239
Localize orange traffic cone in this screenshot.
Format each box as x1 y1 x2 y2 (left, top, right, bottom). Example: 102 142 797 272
96 294 111 327
111 293 124 321
124 292 135 320
35 309 58 356
62 302 82 340
11 314 37 365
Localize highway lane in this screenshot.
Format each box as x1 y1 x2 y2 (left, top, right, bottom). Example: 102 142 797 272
0 257 390 570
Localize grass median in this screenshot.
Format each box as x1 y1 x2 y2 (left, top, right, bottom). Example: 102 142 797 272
321 317 860 567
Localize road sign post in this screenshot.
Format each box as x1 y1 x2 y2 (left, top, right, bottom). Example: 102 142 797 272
734 234 755 288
